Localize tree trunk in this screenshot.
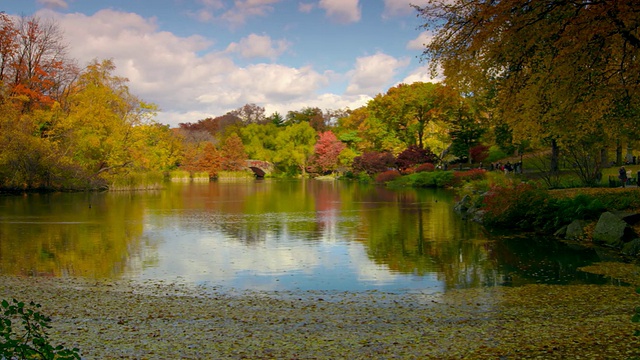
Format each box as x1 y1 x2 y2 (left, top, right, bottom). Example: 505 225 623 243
600 148 608 168
616 140 622 165
550 139 559 174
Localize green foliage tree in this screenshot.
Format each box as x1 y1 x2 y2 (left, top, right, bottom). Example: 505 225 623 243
368 82 457 149
239 123 279 162
273 122 316 175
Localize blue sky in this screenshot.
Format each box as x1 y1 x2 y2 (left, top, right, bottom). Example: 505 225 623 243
3 0 436 127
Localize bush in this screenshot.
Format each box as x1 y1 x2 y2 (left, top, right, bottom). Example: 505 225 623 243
352 151 396 175
388 171 455 188
486 145 509 163
0 299 80 360
396 146 437 172
482 182 554 231
414 163 435 173
452 169 487 187
375 170 401 183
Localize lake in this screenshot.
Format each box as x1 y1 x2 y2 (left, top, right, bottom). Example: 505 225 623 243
0 180 615 293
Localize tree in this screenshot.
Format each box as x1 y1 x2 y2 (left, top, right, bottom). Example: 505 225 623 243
414 0 640 161
449 101 486 164
352 151 396 176
308 131 346 174
274 122 316 175
229 103 267 124
396 145 437 173
368 82 457 149
8 15 77 111
197 142 223 177
239 122 279 162
286 107 326 132
55 59 157 180
221 133 248 171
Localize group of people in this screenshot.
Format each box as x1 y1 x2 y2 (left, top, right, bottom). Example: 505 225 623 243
488 161 523 174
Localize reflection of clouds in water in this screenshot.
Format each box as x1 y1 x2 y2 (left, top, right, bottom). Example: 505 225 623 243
132 201 447 292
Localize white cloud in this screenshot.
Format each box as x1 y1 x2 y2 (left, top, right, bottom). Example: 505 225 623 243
383 0 428 18
37 8 334 127
346 52 410 95
194 0 281 27
225 34 291 60
319 0 361 24
298 2 315 13
37 0 68 9
407 30 433 51
401 64 443 84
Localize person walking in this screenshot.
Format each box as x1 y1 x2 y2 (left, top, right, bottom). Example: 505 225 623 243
619 166 628 188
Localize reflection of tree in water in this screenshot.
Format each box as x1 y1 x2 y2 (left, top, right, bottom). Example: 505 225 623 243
359 188 503 290
0 192 145 278
486 235 610 286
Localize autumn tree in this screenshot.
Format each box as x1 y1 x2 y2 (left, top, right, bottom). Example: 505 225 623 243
396 145 437 173
308 131 346 174
352 151 396 176
286 107 326 132
229 103 267 124
221 133 248 171
415 0 640 175
56 59 157 182
197 142 223 177
368 82 457 149
7 15 77 111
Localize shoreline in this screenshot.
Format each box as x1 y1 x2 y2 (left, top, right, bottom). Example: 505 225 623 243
1 276 638 359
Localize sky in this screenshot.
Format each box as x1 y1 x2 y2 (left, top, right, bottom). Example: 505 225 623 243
3 0 437 127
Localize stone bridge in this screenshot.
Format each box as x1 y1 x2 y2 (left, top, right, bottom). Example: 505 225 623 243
246 160 275 178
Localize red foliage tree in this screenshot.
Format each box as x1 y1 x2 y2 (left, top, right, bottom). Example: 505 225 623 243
309 131 346 174
469 144 490 163
396 145 438 173
352 151 396 175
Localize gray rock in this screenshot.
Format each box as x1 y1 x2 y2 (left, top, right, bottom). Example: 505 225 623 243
592 211 637 248
622 238 640 256
554 225 567 238
565 220 588 240
610 211 640 225
454 195 471 213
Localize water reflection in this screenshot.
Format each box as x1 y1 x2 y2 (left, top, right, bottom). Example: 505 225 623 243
0 180 616 292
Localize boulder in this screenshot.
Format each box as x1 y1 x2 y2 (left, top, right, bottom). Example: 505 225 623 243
453 195 471 213
610 211 640 225
622 239 640 256
565 220 588 240
554 225 567 238
592 211 637 248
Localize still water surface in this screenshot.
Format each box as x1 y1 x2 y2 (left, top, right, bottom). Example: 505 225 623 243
0 180 614 293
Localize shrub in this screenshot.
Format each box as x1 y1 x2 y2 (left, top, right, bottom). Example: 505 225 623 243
375 170 401 183
486 145 509 163
414 163 435 173
388 171 455 188
396 146 438 172
352 151 396 175
452 169 486 187
0 299 80 360
482 182 554 231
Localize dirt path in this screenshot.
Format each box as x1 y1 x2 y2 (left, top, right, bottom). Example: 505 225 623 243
1 276 639 359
